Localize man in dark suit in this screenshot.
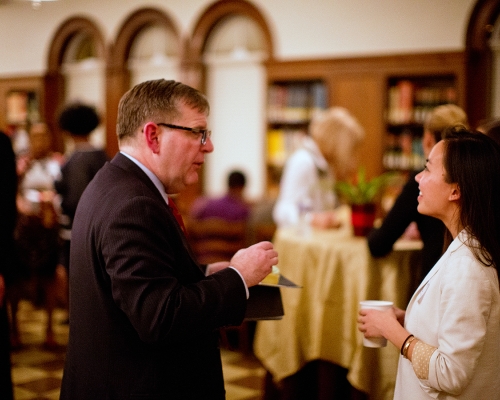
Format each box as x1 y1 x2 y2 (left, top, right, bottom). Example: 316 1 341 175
60 79 278 399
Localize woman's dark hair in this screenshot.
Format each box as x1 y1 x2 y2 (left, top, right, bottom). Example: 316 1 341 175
442 126 500 272
58 102 100 136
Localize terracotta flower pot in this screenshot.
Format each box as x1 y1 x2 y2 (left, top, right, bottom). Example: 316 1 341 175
351 203 376 237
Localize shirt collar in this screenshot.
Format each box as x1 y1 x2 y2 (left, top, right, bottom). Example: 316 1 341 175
120 151 170 205
302 136 329 172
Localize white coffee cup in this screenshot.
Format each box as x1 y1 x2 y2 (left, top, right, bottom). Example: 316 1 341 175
359 300 394 348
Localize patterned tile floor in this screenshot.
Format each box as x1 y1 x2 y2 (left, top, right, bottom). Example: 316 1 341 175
10 300 266 400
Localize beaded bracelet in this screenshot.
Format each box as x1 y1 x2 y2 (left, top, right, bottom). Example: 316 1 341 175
400 334 414 356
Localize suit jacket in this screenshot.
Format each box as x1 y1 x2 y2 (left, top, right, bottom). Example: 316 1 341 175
55 146 108 225
394 230 500 399
60 153 247 400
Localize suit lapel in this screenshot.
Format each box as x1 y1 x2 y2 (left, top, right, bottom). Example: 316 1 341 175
110 153 204 271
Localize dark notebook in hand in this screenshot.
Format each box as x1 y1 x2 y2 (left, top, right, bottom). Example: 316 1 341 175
245 275 301 321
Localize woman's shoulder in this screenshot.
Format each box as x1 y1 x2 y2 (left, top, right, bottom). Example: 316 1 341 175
285 148 317 170
443 234 499 283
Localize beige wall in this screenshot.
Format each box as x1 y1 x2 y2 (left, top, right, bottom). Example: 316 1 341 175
0 0 477 76
0 0 479 200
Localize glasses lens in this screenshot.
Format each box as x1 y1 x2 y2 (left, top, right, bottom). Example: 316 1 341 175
201 130 212 145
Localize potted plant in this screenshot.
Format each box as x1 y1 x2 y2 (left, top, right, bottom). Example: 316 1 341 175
335 167 397 236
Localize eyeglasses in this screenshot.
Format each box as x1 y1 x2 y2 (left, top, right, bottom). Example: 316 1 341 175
157 123 212 145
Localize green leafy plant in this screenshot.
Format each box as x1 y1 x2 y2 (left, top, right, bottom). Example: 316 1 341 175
335 167 397 205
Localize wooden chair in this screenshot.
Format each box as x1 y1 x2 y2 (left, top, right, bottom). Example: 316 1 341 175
186 217 248 264
254 221 277 243
186 217 253 353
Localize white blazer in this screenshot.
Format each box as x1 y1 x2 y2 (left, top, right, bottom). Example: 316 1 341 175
394 230 500 399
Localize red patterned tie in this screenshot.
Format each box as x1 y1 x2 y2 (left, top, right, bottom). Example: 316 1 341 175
168 198 187 235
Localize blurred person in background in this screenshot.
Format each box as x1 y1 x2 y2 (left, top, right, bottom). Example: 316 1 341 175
478 117 500 145
368 104 468 293
54 102 108 318
273 106 365 230
190 170 250 222
0 130 16 399
10 122 63 349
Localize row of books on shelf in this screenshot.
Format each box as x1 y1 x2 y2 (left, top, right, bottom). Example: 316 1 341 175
383 133 426 171
267 82 327 124
383 149 426 171
386 80 457 125
6 90 40 125
266 129 306 167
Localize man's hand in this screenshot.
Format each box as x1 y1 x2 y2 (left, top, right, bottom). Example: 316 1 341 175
230 241 278 287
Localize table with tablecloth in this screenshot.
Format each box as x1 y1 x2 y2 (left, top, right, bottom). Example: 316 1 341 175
254 224 422 400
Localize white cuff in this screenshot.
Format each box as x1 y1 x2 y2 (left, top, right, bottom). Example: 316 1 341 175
229 266 249 299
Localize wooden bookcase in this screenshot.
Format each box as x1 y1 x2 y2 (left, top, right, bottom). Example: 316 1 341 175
384 75 458 172
0 76 44 133
264 51 465 194
265 80 328 196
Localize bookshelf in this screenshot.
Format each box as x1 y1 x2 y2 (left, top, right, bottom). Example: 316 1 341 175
265 80 328 195
6 90 40 126
0 76 44 134
383 75 458 172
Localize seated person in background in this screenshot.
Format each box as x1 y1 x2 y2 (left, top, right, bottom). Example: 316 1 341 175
190 170 250 222
188 170 250 264
272 107 365 230
367 104 468 291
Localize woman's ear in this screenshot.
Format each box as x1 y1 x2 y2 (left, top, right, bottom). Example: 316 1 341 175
449 184 461 201
143 122 160 153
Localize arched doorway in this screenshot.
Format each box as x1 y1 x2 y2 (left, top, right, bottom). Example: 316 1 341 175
188 0 274 201
45 17 106 152
61 31 106 152
465 0 500 127
107 7 181 157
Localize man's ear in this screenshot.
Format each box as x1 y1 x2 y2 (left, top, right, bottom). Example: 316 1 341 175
449 183 461 201
143 122 160 153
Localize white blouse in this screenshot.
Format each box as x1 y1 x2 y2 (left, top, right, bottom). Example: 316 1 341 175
272 137 336 228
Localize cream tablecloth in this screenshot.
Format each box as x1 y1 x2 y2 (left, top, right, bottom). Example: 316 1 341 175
254 225 422 400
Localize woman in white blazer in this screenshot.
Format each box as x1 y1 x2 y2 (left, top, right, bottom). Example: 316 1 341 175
358 127 500 399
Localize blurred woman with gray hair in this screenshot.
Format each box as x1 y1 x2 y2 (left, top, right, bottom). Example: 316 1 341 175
273 106 365 229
